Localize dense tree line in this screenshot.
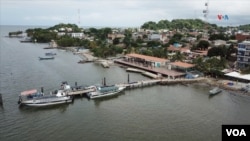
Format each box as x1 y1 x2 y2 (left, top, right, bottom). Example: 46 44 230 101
141 19 215 30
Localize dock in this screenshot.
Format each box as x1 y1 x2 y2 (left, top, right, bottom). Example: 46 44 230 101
52 78 206 97
117 77 206 89
115 60 185 78
67 88 95 96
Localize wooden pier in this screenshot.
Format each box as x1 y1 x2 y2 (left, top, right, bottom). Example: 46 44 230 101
60 78 206 97
117 77 206 89
67 88 95 96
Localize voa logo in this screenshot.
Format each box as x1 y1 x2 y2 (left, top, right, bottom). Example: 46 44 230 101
217 14 229 20
226 129 246 136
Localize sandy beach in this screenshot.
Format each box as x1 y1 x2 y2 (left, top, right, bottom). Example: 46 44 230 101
201 77 250 96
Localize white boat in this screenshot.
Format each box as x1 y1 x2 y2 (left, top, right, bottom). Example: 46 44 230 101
87 85 126 99
18 83 73 107
209 87 222 95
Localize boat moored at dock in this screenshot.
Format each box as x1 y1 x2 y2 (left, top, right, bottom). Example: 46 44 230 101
87 85 126 99
209 87 222 95
18 83 73 107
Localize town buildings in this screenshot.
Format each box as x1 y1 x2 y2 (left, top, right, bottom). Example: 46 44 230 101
237 41 250 68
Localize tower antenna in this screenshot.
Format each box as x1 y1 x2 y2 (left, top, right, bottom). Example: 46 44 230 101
78 9 81 25
203 0 209 23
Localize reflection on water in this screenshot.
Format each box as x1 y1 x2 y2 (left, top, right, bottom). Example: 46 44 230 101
18 103 71 113
93 91 126 107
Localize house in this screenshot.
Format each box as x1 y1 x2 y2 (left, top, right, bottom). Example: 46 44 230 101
213 40 227 47
108 33 125 40
57 32 66 36
236 33 250 42
148 33 161 41
69 33 84 39
237 41 250 68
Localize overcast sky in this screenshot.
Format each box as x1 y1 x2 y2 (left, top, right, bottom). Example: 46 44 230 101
0 0 249 27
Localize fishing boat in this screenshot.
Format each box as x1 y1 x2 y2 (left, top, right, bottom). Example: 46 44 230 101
18 83 73 107
39 56 55 60
87 85 126 99
45 52 56 56
209 87 222 95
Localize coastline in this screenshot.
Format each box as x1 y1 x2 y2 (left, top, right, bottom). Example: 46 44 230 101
56 46 250 96
201 77 250 96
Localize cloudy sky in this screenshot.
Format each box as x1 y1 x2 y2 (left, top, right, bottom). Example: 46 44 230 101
0 0 249 27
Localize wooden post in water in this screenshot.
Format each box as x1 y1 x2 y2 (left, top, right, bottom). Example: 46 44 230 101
75 82 77 87
0 93 3 106
128 73 130 84
41 87 44 94
103 77 106 86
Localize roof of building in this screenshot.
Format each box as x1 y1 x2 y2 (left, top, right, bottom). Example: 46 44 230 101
126 53 168 63
167 45 180 51
225 71 250 81
192 50 208 56
170 61 195 68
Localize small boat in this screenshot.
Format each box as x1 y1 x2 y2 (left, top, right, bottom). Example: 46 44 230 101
20 37 32 43
209 87 222 95
45 52 56 56
87 85 126 99
18 83 73 107
39 56 55 60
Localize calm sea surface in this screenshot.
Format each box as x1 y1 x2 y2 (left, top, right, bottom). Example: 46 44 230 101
1 25 250 141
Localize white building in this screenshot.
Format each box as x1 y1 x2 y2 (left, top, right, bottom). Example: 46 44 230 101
69 33 85 39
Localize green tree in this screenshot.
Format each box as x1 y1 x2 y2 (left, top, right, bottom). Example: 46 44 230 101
172 52 185 62
123 29 132 47
113 38 120 45
207 45 227 58
196 40 210 50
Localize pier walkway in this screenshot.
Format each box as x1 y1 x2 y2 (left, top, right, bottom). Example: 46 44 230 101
65 78 205 96
67 88 95 96
117 77 205 89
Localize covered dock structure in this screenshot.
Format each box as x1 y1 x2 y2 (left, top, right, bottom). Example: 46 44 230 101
170 61 196 72
125 53 169 67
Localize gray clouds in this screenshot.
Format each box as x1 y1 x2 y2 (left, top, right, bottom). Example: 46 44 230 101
0 0 249 27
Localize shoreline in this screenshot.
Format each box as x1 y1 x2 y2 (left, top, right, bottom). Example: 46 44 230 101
55 46 250 97
200 77 250 96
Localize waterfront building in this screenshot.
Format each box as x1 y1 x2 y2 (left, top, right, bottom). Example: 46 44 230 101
237 41 250 68
169 61 195 72
125 53 169 67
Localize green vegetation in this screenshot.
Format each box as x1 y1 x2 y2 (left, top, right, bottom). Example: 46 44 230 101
20 20 250 79
193 57 226 77
238 24 250 31
141 19 214 30
25 23 82 43
9 31 23 37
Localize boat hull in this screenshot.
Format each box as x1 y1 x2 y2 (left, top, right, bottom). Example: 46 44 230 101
209 88 222 95
88 86 125 99
20 96 72 107
39 57 54 60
